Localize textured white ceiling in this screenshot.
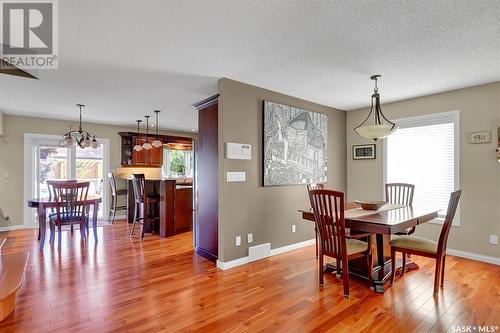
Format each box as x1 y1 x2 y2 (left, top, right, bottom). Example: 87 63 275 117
1 0 499 132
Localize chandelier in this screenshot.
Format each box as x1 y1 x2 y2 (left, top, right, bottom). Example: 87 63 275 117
61 104 100 149
354 75 397 141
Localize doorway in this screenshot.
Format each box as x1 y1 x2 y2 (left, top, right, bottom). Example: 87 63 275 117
23 133 110 228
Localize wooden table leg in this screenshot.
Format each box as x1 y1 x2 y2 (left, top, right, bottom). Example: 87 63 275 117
38 205 46 250
92 202 98 242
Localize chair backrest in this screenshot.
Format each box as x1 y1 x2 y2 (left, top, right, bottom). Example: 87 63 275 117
437 190 462 253
107 173 118 196
385 183 415 206
308 189 347 258
51 182 90 222
131 174 146 204
307 183 325 192
47 179 78 200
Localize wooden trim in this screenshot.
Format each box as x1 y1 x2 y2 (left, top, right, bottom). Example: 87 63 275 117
197 247 218 263
192 94 219 110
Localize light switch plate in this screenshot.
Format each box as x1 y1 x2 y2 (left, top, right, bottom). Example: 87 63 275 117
236 236 241 246
490 235 498 245
226 171 246 182
247 233 253 243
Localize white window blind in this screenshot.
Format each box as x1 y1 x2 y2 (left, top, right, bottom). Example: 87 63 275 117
385 112 459 223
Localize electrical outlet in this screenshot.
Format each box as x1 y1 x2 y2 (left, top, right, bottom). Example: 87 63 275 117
490 235 498 245
247 233 253 243
235 236 241 246
291 224 296 233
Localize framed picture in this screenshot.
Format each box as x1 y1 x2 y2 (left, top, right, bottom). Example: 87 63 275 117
353 144 376 160
262 100 327 186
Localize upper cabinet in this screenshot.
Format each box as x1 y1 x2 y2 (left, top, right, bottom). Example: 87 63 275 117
119 132 192 167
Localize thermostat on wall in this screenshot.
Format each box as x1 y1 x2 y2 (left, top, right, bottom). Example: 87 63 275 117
226 142 251 160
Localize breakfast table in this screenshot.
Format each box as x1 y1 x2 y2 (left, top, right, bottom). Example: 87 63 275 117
27 196 102 250
299 203 439 292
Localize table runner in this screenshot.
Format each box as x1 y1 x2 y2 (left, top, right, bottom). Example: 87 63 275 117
345 203 405 219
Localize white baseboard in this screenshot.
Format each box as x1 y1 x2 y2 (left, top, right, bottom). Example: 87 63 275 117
0 224 38 232
216 238 315 271
447 248 500 266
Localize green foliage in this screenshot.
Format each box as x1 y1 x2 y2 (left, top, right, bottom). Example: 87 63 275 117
169 150 186 175
39 147 59 182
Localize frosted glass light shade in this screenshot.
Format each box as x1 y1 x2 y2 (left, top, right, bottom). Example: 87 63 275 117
62 136 75 147
91 139 100 148
355 124 398 141
82 136 92 148
133 144 143 151
142 142 152 150
152 139 162 148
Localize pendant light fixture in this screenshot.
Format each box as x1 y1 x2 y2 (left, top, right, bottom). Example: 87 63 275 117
133 120 143 151
142 115 153 150
354 75 397 141
61 104 100 149
152 110 163 148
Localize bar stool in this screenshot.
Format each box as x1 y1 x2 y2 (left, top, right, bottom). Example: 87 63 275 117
130 174 159 238
107 172 128 223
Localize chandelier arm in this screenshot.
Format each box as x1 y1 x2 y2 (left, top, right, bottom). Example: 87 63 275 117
375 95 382 125
354 95 375 131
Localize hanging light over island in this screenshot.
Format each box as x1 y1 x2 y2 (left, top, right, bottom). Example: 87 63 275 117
142 115 153 150
133 120 143 152
354 75 397 141
152 110 163 148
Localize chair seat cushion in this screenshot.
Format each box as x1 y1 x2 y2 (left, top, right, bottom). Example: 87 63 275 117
346 238 368 255
389 235 437 254
49 212 87 223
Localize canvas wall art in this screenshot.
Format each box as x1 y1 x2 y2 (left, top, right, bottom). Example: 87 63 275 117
263 101 327 186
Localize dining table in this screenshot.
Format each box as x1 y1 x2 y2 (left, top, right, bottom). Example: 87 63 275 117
27 196 102 250
299 203 439 293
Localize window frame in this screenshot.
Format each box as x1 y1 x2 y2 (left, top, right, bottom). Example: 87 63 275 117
383 110 460 226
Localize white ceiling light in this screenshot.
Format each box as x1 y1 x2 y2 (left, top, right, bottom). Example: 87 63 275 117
354 75 397 141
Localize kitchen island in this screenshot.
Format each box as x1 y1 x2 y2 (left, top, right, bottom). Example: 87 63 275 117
126 179 193 238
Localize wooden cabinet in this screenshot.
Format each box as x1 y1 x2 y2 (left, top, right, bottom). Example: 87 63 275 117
119 132 193 167
150 142 163 167
193 95 219 263
131 137 148 165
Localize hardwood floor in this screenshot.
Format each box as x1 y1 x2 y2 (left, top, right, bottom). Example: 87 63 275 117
0 221 499 332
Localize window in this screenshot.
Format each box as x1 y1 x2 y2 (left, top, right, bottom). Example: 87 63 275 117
162 148 193 179
384 111 459 224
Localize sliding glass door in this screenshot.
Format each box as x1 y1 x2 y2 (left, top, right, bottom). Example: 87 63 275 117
24 134 109 228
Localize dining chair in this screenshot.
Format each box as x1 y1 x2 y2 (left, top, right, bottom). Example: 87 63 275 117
386 183 416 234
130 174 159 238
40 179 78 240
107 173 128 223
307 183 324 259
390 190 461 295
308 189 373 298
386 183 416 263
49 181 91 246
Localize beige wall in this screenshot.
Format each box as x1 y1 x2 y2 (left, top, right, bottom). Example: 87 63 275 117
346 81 500 258
217 78 346 262
0 114 195 227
